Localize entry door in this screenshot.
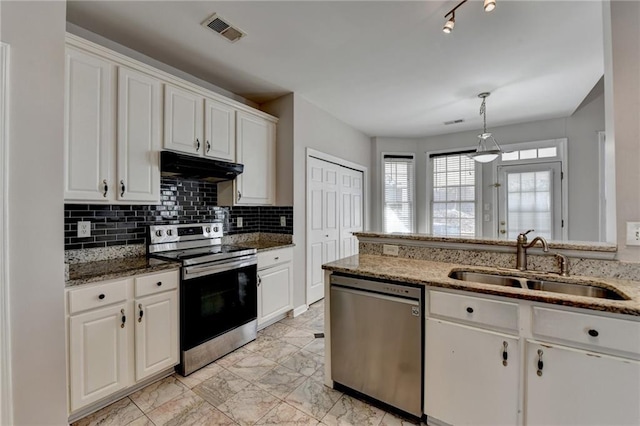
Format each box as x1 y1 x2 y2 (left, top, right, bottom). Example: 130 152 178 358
307 157 340 304
340 167 363 258
497 162 562 240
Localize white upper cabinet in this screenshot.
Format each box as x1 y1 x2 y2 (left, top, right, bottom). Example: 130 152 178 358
163 84 204 155
204 98 235 161
64 47 114 201
64 41 162 204
219 111 276 205
164 84 237 162
117 67 161 202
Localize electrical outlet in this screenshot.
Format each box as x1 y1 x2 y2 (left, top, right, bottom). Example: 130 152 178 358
77 221 91 238
383 244 399 256
280 216 286 227
626 222 640 246
237 217 243 228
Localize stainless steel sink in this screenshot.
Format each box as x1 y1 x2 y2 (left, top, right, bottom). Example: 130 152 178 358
448 270 629 300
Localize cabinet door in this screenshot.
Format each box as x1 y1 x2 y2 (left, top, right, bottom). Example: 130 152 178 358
69 302 130 411
134 290 179 381
258 264 292 327
117 67 161 202
164 84 203 155
235 111 275 205
204 98 235 161
424 319 520 425
64 47 114 201
525 341 640 426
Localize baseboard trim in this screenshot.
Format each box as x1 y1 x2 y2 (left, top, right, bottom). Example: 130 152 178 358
292 304 308 317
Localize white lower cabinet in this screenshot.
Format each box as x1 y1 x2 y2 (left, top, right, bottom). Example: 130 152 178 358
67 270 179 414
257 247 293 328
69 301 130 411
425 318 520 426
525 341 640 426
424 288 640 426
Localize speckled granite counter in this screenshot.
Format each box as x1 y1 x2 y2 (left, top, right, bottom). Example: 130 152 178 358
239 241 295 252
323 254 640 316
66 256 180 287
223 232 294 252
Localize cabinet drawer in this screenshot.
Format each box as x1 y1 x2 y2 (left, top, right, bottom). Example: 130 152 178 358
135 270 179 298
257 247 293 270
68 279 129 314
429 290 519 333
532 306 640 356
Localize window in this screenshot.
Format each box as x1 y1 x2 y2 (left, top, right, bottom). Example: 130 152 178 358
383 154 415 233
431 153 477 237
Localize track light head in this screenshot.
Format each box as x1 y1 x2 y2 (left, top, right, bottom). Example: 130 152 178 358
484 0 496 12
443 14 455 33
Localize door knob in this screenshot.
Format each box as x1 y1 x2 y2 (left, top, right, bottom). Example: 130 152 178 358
500 229 506 234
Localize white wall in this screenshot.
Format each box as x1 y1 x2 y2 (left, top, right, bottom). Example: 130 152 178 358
371 89 605 242
610 0 640 262
1 1 68 424
292 95 371 307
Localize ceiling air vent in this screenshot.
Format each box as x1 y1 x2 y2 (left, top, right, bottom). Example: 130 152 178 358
202 13 246 43
444 119 465 125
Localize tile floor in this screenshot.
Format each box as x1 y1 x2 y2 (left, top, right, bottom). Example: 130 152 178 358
73 300 422 426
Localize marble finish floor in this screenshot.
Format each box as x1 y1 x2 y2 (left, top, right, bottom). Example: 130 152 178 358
73 300 423 426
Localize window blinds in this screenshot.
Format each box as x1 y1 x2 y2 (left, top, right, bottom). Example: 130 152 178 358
383 155 414 233
431 153 476 237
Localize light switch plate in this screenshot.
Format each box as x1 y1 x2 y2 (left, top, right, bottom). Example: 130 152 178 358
237 217 243 228
383 244 399 256
626 222 640 246
77 221 91 238
280 216 286 227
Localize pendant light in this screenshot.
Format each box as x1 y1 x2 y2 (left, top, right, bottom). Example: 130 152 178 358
467 92 503 163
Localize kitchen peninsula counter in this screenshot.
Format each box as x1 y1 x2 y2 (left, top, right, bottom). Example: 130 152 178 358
323 254 640 316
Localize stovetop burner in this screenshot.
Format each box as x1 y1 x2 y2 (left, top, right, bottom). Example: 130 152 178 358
147 222 256 266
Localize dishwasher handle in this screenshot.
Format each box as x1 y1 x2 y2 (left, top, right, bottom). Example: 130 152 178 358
330 274 422 301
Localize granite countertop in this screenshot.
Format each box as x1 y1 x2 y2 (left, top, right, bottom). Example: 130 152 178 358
323 254 640 316
354 232 618 252
239 241 295 252
66 256 180 288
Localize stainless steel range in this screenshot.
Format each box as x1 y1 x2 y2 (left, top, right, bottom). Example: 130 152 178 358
148 222 257 376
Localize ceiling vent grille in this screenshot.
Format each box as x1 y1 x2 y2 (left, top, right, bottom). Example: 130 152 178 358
444 119 465 125
202 13 246 43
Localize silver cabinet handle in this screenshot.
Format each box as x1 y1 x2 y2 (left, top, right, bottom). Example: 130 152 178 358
537 349 544 376
206 140 211 153
257 275 262 286
121 309 126 328
138 303 143 323
502 341 508 366
196 138 201 152
102 179 108 197
238 191 242 202
120 180 126 197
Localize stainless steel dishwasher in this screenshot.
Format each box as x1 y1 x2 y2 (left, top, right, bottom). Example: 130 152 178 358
330 274 423 417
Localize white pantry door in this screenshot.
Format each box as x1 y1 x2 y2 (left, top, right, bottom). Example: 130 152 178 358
339 167 363 258
307 157 340 305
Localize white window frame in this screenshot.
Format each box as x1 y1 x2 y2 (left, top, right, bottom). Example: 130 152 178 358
426 148 483 237
381 152 416 233
492 138 568 241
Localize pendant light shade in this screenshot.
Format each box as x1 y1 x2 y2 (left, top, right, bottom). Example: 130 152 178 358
467 93 503 163
443 16 455 33
484 0 496 12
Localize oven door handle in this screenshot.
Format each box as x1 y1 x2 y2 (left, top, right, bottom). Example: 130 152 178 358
183 255 257 280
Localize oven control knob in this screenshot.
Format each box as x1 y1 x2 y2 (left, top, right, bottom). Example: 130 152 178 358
205 226 211 233
213 226 219 233
167 229 173 236
155 230 163 237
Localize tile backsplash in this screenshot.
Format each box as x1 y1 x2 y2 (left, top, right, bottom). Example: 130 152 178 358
64 177 293 250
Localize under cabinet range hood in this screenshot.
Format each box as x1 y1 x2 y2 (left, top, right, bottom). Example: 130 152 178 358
160 151 243 182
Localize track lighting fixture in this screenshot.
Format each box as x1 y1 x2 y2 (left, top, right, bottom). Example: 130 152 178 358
443 13 455 33
467 93 503 163
442 0 496 34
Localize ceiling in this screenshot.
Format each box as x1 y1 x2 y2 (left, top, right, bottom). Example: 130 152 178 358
66 1 604 138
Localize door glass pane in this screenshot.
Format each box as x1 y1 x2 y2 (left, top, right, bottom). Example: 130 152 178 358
506 170 552 239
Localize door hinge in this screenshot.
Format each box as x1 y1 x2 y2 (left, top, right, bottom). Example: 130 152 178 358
561 171 564 180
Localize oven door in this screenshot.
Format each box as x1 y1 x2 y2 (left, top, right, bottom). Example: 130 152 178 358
181 256 257 351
